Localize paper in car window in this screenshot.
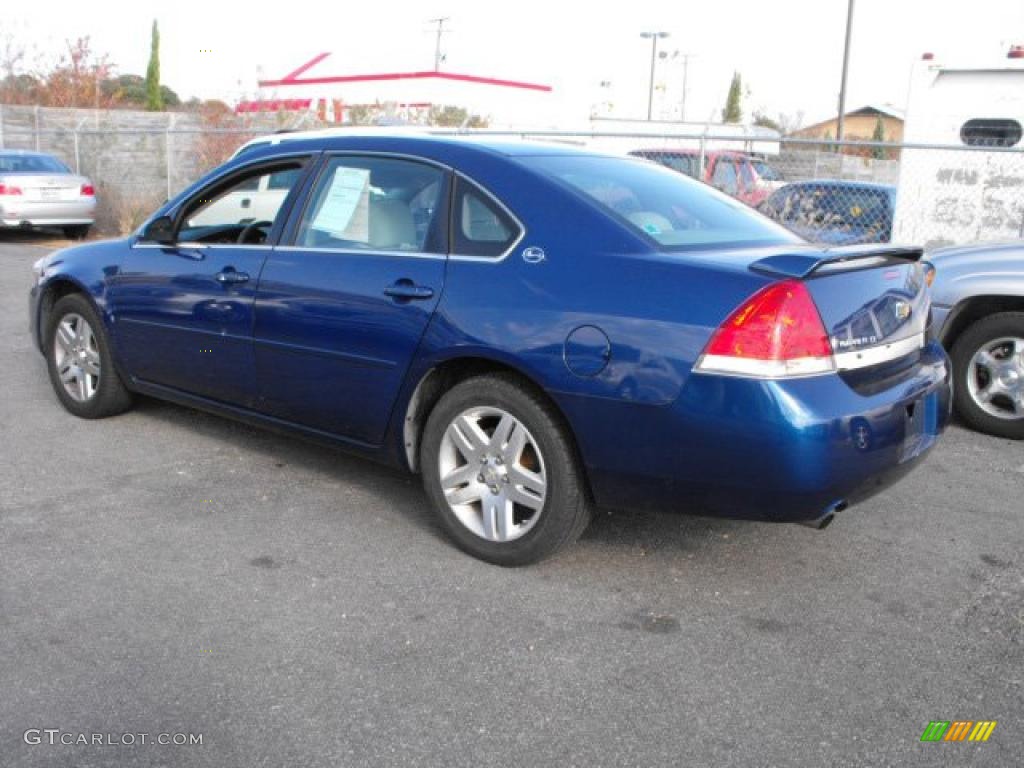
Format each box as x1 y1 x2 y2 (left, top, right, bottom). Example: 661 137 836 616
312 166 370 240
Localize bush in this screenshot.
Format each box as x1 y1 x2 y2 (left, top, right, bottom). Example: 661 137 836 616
93 183 164 236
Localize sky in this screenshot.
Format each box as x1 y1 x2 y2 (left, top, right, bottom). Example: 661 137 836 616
5 0 1023 127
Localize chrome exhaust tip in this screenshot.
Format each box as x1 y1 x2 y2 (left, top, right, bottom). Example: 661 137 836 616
797 500 848 530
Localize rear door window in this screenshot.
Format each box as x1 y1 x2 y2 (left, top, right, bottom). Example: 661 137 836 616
295 156 446 253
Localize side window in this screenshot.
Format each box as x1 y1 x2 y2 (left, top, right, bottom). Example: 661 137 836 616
712 160 738 195
960 118 1022 148
296 156 445 252
738 160 755 187
452 178 522 258
177 160 307 244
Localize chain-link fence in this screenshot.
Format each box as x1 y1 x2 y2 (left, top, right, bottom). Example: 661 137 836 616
496 130 1024 249
2 120 1022 247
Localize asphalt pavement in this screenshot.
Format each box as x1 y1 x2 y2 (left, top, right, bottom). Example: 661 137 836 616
1 236 1021 767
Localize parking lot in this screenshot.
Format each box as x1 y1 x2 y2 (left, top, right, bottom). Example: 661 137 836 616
1 237 1021 766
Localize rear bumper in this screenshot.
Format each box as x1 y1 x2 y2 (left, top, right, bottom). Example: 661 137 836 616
560 340 952 523
1 199 95 227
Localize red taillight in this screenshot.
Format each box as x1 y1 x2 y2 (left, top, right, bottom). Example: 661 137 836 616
697 279 835 378
0 183 23 195
80 184 95 196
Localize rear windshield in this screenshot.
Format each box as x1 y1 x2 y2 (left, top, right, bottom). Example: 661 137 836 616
524 155 799 251
814 187 892 222
0 153 70 173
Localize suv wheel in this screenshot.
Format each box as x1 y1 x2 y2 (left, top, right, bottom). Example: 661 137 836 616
950 311 1024 439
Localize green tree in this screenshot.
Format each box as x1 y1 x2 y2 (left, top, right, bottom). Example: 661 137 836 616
871 116 886 159
752 111 781 132
145 20 163 111
721 72 742 123
427 104 488 128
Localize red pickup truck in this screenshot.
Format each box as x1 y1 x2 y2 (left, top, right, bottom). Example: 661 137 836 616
629 148 784 207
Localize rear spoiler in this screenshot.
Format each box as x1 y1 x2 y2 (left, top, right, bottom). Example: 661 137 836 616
749 245 924 279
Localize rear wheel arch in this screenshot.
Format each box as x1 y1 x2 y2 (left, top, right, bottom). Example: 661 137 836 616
940 295 1024 347
400 357 593 499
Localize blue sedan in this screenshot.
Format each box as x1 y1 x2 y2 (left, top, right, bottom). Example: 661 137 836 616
29 135 951 564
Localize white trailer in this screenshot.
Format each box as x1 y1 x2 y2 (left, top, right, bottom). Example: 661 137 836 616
893 49 1024 247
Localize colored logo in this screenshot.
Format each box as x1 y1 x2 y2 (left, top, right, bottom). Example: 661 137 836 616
920 721 997 742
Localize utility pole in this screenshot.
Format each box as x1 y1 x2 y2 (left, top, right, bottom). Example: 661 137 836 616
429 17 450 71
640 31 669 121
836 0 855 141
679 53 693 122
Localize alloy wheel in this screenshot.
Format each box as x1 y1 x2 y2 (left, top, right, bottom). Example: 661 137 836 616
966 336 1024 421
437 406 547 542
53 313 101 402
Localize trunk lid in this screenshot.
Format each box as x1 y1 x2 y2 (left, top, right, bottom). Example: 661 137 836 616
749 245 929 367
0 173 89 202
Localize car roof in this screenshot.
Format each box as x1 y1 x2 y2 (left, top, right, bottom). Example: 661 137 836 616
235 132 605 163
236 128 597 157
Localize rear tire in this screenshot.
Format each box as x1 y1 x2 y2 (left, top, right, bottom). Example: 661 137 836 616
63 225 90 240
950 311 1024 440
420 373 592 565
45 294 133 419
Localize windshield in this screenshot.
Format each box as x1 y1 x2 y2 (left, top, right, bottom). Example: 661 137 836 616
752 160 781 181
0 153 70 174
525 155 800 250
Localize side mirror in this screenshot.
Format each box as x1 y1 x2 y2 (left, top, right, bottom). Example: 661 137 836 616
142 215 175 245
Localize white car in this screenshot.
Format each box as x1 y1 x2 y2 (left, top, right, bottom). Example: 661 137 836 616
0 150 96 238
202 127 436 231
187 167 302 229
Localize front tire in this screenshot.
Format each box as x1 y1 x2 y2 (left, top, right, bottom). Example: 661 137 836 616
420 374 591 565
950 312 1024 440
45 294 133 419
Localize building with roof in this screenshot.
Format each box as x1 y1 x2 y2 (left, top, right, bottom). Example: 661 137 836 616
238 53 553 127
789 104 906 143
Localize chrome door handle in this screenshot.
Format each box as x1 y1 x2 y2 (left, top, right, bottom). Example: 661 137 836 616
216 268 250 285
384 280 434 300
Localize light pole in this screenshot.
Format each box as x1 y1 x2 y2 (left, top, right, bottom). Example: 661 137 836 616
640 31 669 121
836 0 855 141
680 53 693 122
